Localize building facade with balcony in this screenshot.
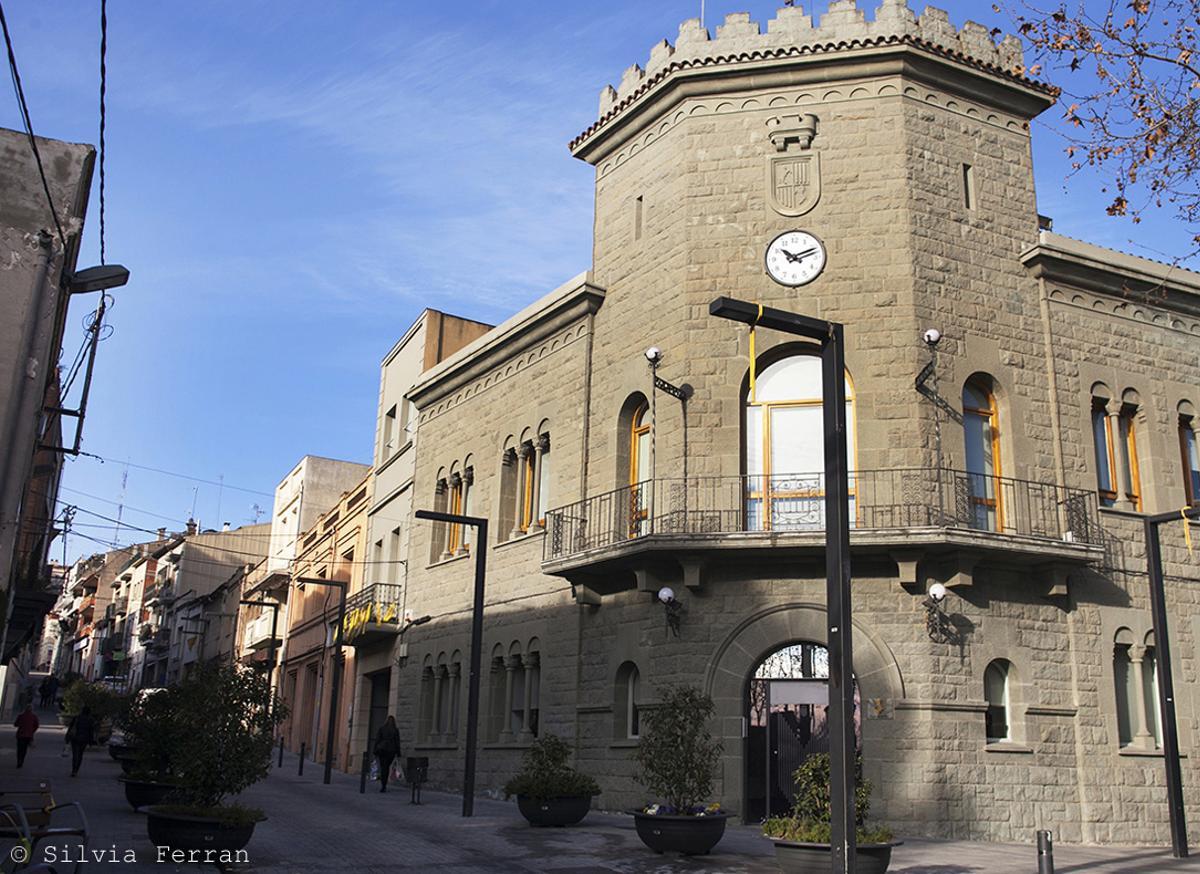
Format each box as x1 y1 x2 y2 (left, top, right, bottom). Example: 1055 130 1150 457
384 1 1200 845
277 472 372 774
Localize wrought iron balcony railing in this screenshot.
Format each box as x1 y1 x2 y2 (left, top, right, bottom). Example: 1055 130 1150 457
342 583 404 644
544 469 1101 563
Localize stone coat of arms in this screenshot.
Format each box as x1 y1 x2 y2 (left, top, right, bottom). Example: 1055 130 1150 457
766 113 821 217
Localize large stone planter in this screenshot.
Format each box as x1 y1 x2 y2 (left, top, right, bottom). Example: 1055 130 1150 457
628 810 729 855
119 777 178 810
515 794 592 827
771 839 900 874
145 807 260 860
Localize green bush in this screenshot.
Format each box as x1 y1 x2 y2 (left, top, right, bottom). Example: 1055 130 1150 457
166 663 286 813
123 689 184 781
761 752 893 845
503 734 600 800
632 685 724 814
61 680 129 732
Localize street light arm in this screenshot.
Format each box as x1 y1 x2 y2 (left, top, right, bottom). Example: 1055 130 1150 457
415 509 488 528
1146 506 1200 526
709 296 833 342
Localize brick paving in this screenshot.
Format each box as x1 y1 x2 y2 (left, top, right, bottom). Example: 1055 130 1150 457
3 715 1199 873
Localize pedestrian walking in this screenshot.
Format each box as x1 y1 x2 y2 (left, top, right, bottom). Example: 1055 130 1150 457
13 704 39 768
373 715 402 793
38 677 50 708
65 705 97 777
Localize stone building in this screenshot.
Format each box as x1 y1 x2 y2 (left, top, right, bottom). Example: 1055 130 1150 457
380 1 1200 844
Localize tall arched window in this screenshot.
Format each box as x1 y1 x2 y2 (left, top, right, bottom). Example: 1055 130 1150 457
1179 402 1200 506
962 377 1003 532
984 659 1011 743
1092 387 1117 507
630 401 651 533
743 353 855 531
1118 390 1143 511
615 662 641 739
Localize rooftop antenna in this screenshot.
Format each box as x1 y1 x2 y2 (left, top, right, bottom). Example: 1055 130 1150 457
113 461 128 543
700 0 704 28
215 473 224 528
190 486 199 520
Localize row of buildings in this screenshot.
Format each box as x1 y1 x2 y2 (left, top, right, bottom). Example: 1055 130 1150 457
17 0 1200 846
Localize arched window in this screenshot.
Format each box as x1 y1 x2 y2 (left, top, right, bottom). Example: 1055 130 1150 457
1118 390 1143 511
1091 386 1117 507
962 376 1002 532
983 659 1011 743
743 353 855 531
1114 629 1162 750
615 662 641 739
630 401 652 533
1179 402 1200 506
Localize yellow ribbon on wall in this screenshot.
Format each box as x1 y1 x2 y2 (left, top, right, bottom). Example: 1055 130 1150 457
749 303 763 404
1184 507 1195 555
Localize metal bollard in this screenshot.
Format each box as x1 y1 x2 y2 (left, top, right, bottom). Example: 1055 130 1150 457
278 736 284 768
298 742 306 776
1037 829 1054 874
360 751 370 794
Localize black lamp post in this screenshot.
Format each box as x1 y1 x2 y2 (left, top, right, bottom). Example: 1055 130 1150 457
414 508 488 817
1145 505 1200 858
295 577 347 786
709 296 856 873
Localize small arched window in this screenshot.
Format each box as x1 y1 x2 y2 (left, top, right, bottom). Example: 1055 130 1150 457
630 402 651 533
962 376 1002 532
1118 390 1143 511
1178 402 1199 506
984 659 1011 743
1091 386 1117 507
615 662 641 739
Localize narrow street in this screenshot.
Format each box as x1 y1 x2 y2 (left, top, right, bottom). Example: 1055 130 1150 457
2 718 1198 873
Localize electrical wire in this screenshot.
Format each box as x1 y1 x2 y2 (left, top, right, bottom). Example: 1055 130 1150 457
98 0 107 266
73 453 276 497
0 0 67 251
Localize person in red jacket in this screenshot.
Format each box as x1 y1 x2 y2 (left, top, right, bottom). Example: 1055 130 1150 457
13 703 39 767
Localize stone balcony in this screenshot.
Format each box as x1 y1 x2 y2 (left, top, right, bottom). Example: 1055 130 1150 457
542 469 1103 601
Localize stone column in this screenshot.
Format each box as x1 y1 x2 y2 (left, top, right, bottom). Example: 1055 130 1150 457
1128 645 1154 749
519 652 539 741
498 656 518 743
436 478 452 561
430 667 444 743
1108 402 1136 511
460 468 474 552
508 448 525 541
533 434 550 528
448 471 463 555
447 663 461 739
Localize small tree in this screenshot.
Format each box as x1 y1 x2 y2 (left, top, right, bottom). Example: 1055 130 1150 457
633 685 724 813
762 752 893 844
503 734 600 800
124 688 185 779
1004 0 1200 256
167 663 286 817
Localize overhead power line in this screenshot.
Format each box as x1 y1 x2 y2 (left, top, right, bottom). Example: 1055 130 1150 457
75 452 275 497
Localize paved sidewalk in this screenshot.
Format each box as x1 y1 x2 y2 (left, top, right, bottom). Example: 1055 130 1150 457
2 717 1198 872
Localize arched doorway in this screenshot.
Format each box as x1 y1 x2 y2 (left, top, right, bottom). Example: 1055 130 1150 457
744 641 861 821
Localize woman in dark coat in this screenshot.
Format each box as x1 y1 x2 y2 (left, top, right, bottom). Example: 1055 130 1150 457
67 705 97 777
373 715 402 793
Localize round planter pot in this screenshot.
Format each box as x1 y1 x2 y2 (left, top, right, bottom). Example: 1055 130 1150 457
108 743 136 761
118 756 138 775
628 810 729 856
516 794 592 827
771 840 901 874
119 777 178 811
145 807 260 857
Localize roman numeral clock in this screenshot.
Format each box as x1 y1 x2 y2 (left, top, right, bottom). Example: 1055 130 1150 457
765 229 827 287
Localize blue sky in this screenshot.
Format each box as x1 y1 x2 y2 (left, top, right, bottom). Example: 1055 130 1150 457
2 1 1194 562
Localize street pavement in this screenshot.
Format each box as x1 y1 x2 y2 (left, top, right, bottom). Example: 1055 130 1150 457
3 714 1199 873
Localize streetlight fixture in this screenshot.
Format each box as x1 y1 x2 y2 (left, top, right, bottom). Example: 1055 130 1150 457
657 586 682 637
709 295 856 873
414 508 487 817
1144 505 1200 858
295 576 347 786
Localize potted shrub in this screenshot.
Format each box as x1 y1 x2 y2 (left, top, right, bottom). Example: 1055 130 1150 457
119 688 183 810
762 753 900 874
629 684 729 856
61 679 128 746
145 663 285 855
503 734 600 827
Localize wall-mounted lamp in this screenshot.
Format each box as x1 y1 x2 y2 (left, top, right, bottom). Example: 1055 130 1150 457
644 346 663 366
924 582 955 643
922 327 942 347
658 586 682 637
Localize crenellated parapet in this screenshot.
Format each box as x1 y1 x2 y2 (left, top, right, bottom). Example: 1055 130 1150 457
580 0 1046 152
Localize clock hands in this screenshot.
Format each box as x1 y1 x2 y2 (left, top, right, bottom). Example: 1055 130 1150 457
780 246 820 264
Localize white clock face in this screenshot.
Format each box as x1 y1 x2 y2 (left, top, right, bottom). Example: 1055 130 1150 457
765 230 827 287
